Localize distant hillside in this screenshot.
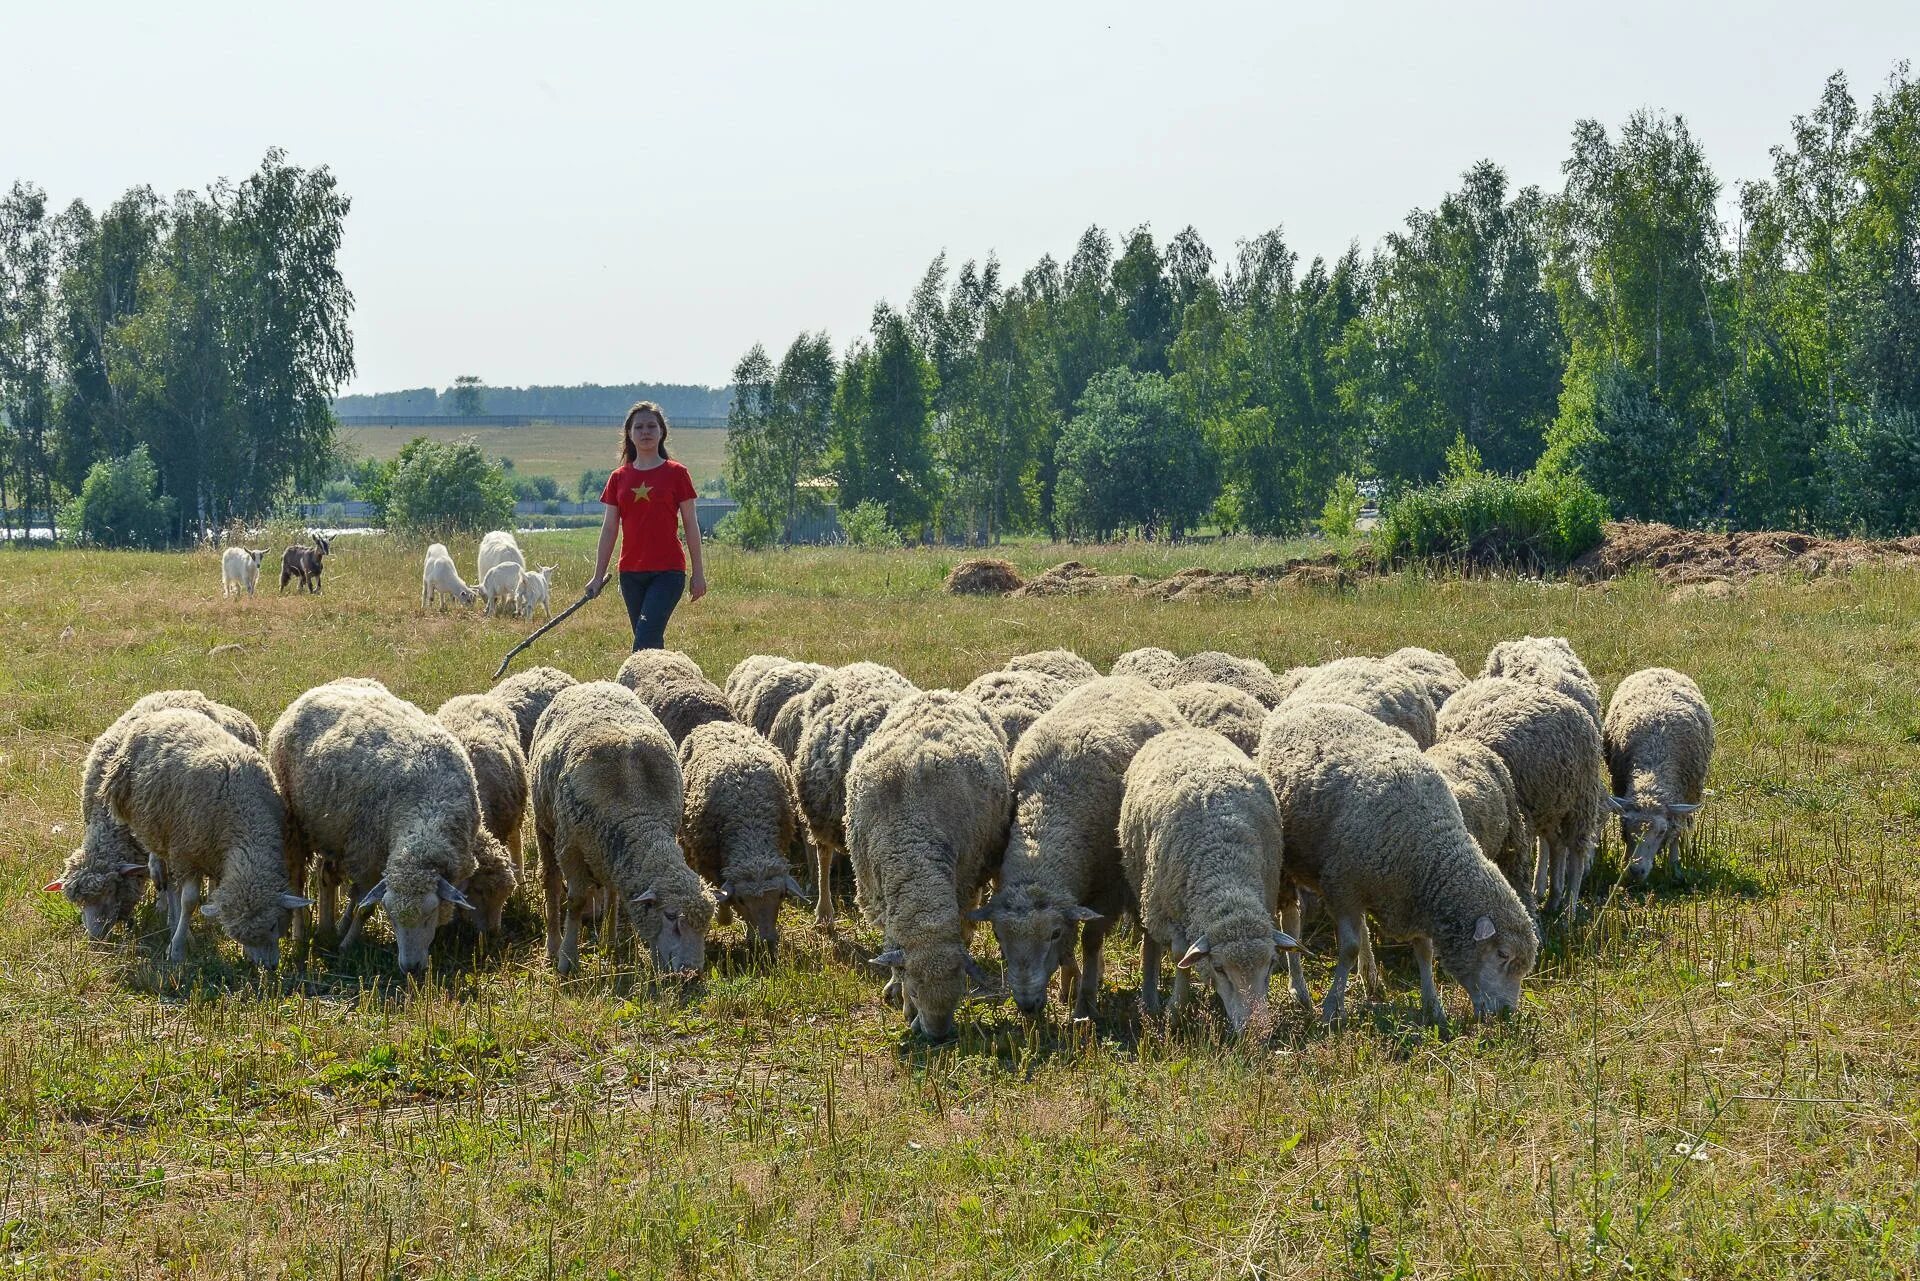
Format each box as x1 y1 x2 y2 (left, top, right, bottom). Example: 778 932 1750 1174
335 381 733 420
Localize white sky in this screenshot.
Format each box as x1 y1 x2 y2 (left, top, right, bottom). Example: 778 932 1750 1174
5 1 1915 394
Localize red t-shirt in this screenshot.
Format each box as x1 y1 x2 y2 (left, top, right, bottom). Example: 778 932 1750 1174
601 460 697 572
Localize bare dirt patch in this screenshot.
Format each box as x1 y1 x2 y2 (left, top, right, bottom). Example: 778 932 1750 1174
1571 521 1920 585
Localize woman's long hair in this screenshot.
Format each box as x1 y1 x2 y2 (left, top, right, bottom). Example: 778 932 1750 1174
618 401 671 465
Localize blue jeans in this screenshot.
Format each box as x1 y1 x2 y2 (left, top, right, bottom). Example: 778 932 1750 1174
619 570 686 650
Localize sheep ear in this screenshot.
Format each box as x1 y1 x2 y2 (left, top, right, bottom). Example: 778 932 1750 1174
200 901 219 918
1176 936 1210 969
279 893 314 910
632 888 658 906
42 879 64 893
359 879 388 911
435 876 474 911
1605 795 1630 814
780 875 809 901
117 862 149 878
1473 915 1497 942
1668 802 1703 815
870 945 905 969
1272 929 1300 951
715 882 735 903
1066 905 1104 924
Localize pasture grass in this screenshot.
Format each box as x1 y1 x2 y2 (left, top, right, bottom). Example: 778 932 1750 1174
1 535 1916 1277
339 422 731 489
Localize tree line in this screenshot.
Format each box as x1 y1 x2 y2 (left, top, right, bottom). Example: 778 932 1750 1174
725 66 1920 545
334 380 733 420
0 150 353 542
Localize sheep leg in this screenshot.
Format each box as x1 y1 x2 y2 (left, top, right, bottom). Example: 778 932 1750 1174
557 898 586 976
167 877 198 962
1357 919 1385 1001
335 881 372 952
538 824 564 971
1282 894 1313 1009
1321 913 1366 1025
813 841 837 928
1560 842 1593 915
1411 936 1448 1030
1072 920 1109 1022
1140 933 1162 1013
284 823 314 950
1531 835 1552 909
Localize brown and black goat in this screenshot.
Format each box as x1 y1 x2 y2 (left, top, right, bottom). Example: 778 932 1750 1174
280 534 332 593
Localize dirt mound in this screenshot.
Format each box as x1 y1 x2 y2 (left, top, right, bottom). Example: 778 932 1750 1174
944 557 1026 595
1573 521 1920 585
1011 561 1147 598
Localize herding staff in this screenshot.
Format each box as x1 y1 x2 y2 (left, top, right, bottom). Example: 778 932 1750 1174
492 588 597 680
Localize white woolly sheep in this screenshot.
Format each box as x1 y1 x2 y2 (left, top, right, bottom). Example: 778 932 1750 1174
480 561 524 617
1425 738 1533 896
1387 647 1468 714
725 655 788 716
678 721 807 947
422 552 476 609
435 694 529 867
517 565 556 619
268 679 483 973
221 547 266 597
476 529 523 587
961 667 1073 752
491 666 577 755
615 648 708 703
1171 652 1286 707
1119 728 1294 1033
1482 636 1602 727
530 681 713 975
739 660 829 738
1110 646 1181 688
633 674 736 746
1277 656 1438 748
1257 702 1538 1026
1603 667 1715 882
972 676 1188 1021
97 708 309 964
795 662 919 926
1437 676 1607 915
846 690 1012 1040
1005 649 1100 686
1166 682 1268 757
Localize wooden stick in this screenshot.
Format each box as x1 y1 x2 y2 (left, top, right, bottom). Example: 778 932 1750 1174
492 590 595 680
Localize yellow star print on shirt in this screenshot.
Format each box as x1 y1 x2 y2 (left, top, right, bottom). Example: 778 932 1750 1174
633 481 652 502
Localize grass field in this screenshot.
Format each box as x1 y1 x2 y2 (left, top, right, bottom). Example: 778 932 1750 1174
340 422 731 489
2 533 1916 1277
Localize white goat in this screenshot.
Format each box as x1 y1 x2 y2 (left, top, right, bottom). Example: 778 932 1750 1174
422 552 476 608
221 548 266 598
481 561 524 617
517 565 556 620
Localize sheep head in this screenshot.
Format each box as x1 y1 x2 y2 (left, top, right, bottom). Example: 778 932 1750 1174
628 884 712 976
1441 910 1537 1019
1608 795 1704 881
359 874 472 976
1176 928 1299 1035
48 824 150 938
716 873 806 948
199 888 313 968
969 888 1101 1018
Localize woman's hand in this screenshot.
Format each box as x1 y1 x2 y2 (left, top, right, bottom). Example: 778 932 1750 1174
688 572 708 602
584 574 606 600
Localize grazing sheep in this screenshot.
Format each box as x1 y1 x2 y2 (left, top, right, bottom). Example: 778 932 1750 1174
724 655 788 717
1387 647 1468 714
1110 646 1181 689
267 679 483 973
795 662 919 926
422 552 476 608
517 565 556 620
1167 681 1271 757
678 722 807 946
972 676 1188 1021
221 547 266 597
1425 738 1533 896
1119 729 1294 1033
1603 668 1715 882
1482 636 1602 727
1005 649 1100 686
94 709 309 964
615 648 707 703
480 561 524 617
1437 677 1607 915
633 675 736 746
279 534 332 593
961 667 1073 752
1172 652 1286 707
49 691 264 939
530 681 712 975
1257 703 1538 1026
435 694 529 866
846 690 1012 1039
476 530 524 589
748 661 831 741
769 694 811 765
1277 656 1438 748
490 666 577 755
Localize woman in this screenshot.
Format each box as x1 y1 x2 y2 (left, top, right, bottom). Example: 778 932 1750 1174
585 401 707 649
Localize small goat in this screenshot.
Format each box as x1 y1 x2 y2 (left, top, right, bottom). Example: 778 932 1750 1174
517 565 557 620
280 535 332 594
481 561 523 617
422 552 476 609
221 547 266 597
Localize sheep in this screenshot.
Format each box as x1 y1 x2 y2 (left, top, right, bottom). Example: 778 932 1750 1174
971 676 1189 1021
1167 681 1271 757
480 561 524 617
435 694 529 867
1171 652 1286 707
267 679 483 973
794 662 919 926
1603 667 1715 883
749 661 831 742
1005 649 1100 686
517 565 556 620
279 534 331 593
1277 656 1437 748
1436 677 1607 915
725 655 788 715
422 551 476 608
490 666 577 755
769 694 811 765
1482 636 1602 727
1257 702 1538 1026
529 681 712 975
1110 646 1181 688
221 547 266 597
1425 738 1534 896
678 722 807 947
846 690 1012 1039
48 691 264 939
476 529 524 588
961 667 1073 752
92 709 309 964
615 648 707 703
1387 647 1467 714
1119 729 1294 1033
627 672 736 746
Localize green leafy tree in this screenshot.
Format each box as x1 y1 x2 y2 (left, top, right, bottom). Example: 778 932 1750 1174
383 436 515 536
832 306 937 534
58 444 175 547
1054 367 1216 540
0 181 59 534
1112 225 1177 374
450 375 484 417
51 188 161 496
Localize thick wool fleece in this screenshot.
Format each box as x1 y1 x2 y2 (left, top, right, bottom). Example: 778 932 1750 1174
1167 682 1267 757
1425 737 1532 894
435 693 528 853
1387 647 1467 714
962 667 1073 752
1170 652 1285 708
1278 656 1437 748
795 663 919 858
679 721 802 899
1004 648 1099 686
1109 647 1181 689
743 661 830 740
1436 677 1605 861
490 666 577 755
614 648 707 704
1481 636 1601 728
725 655 789 717
640 676 737 746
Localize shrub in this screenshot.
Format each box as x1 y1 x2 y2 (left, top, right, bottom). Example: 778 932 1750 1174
577 469 602 503
1318 474 1363 539
841 499 902 549
384 437 516 537
710 506 779 550
1821 407 1920 536
1054 368 1217 540
59 446 176 548
1380 457 1607 571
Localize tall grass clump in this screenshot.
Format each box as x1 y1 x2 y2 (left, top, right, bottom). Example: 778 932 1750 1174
1380 436 1607 571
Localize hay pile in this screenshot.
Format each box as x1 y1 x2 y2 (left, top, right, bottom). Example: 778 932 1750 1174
1573 521 1920 584
944 558 1026 595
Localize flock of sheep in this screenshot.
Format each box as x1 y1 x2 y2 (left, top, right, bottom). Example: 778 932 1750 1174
46 632 1715 1040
